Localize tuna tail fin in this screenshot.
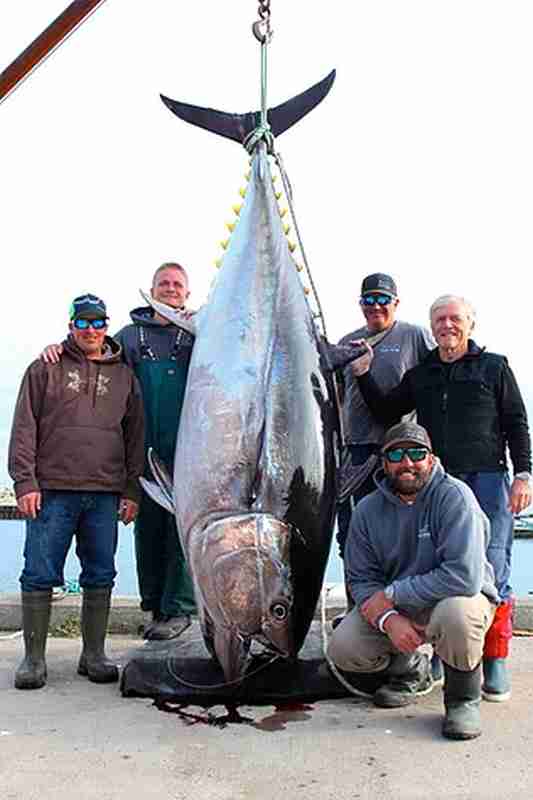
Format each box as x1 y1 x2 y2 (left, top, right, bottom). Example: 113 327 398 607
139 448 175 514
160 69 336 145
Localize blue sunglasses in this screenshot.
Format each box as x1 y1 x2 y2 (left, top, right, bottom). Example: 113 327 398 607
360 294 395 307
73 318 107 330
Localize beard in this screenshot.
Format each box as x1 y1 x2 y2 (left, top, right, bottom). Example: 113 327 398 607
388 469 428 495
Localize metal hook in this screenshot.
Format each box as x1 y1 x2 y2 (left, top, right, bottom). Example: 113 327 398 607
252 19 272 44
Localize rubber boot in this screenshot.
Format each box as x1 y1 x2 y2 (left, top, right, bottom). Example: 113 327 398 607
431 651 444 685
142 611 162 640
77 588 118 683
442 662 482 740
15 590 52 690
373 651 433 708
482 658 510 702
482 599 513 702
147 614 191 641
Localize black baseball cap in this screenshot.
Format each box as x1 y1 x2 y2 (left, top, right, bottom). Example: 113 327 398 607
361 273 397 297
69 293 108 320
382 421 432 453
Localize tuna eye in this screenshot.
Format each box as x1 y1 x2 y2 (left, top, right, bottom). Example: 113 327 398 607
270 603 288 621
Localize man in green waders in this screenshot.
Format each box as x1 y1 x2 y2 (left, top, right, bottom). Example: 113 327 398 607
114 262 196 640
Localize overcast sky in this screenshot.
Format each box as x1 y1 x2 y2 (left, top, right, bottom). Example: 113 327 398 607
1 1 533 485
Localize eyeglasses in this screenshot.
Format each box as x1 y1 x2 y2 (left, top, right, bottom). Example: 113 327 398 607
73 318 107 330
360 294 394 307
385 447 430 463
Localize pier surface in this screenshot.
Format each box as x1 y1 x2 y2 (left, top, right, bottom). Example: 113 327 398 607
1 616 533 800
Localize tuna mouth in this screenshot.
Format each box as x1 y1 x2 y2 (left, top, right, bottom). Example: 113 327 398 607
258 620 294 659
254 637 292 659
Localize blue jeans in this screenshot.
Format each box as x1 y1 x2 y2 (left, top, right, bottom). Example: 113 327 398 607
454 471 513 600
337 444 381 558
20 490 120 592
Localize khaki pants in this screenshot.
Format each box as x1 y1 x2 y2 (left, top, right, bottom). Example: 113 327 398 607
328 595 496 673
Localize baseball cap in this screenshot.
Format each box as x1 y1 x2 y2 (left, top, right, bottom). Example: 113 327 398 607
69 293 108 320
361 273 397 297
382 421 432 453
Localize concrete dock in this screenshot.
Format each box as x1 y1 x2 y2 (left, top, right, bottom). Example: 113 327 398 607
1 596 533 800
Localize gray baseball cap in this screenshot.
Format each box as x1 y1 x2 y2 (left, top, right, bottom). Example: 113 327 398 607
361 273 397 297
382 421 432 453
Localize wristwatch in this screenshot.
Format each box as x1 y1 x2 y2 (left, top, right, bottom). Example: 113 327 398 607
384 584 395 603
515 472 532 482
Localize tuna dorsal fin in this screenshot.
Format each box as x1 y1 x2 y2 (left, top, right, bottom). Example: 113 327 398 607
139 448 175 514
160 69 336 145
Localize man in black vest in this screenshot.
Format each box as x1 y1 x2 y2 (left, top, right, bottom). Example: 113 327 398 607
352 294 532 702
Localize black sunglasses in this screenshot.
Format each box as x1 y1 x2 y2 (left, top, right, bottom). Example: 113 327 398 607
385 447 430 463
360 294 394 307
73 318 107 330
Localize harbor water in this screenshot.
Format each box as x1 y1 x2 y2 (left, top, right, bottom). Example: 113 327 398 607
1 519 533 597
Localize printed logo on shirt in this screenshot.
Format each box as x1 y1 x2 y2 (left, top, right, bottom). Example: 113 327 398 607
66 370 111 396
96 375 110 396
67 370 83 393
418 524 432 540
378 345 401 354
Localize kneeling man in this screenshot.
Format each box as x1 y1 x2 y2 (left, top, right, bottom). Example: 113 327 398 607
328 421 499 740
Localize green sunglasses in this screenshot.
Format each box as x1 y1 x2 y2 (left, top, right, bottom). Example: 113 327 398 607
385 447 430 463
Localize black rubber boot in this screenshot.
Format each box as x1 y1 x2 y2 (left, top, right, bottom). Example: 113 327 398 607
77 588 118 683
442 662 482 740
147 614 191 641
141 611 162 640
15 590 52 690
373 652 433 708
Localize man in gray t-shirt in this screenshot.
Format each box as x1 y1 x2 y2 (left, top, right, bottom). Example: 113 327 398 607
337 273 434 561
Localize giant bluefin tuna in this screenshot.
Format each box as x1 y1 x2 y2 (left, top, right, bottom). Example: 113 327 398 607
141 72 351 684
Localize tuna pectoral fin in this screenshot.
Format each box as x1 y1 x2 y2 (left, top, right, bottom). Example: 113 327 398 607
139 449 175 513
139 478 174 514
214 628 250 684
325 341 367 371
139 290 197 335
